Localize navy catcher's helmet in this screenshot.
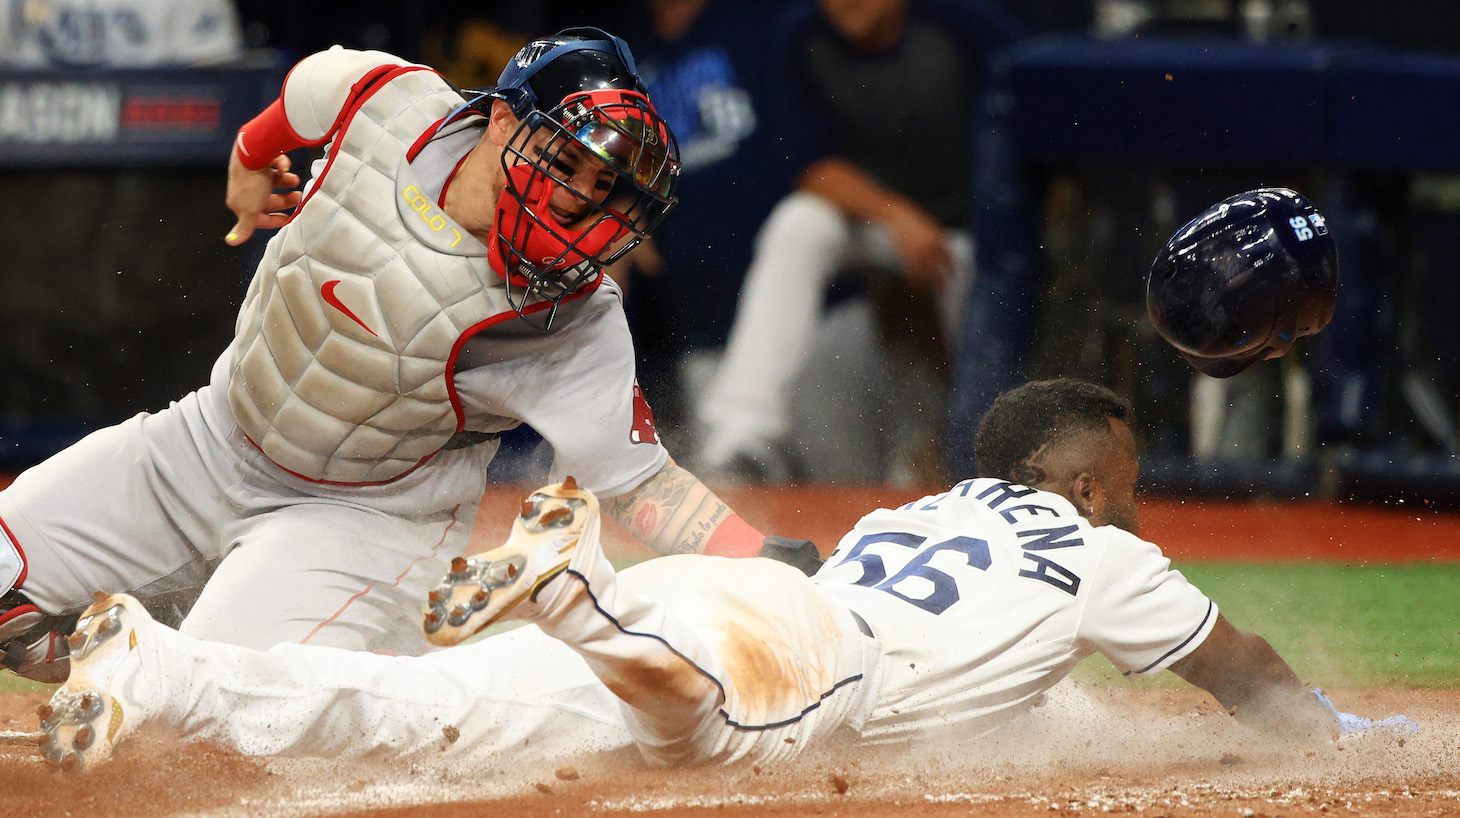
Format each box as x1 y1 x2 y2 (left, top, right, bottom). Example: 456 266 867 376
1147 188 1338 378
487 27 647 119
459 28 678 329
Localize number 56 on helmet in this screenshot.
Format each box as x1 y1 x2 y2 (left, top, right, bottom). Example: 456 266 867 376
1147 187 1339 378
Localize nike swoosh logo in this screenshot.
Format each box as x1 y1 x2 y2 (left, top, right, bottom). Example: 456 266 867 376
321 280 378 337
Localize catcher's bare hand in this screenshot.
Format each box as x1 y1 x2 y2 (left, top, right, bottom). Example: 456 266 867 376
224 149 302 246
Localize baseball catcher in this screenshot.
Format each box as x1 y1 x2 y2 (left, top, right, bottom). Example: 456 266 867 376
0 28 790 684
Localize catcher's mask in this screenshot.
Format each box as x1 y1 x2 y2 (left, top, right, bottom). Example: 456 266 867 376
488 87 679 329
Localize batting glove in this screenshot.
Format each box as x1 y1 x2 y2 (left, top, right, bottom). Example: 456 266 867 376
1312 688 1420 738
759 536 825 576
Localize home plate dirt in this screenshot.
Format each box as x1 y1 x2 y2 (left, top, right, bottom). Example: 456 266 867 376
2 687 1455 817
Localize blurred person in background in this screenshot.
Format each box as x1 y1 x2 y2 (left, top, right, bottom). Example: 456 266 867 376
693 0 1024 484
607 0 804 450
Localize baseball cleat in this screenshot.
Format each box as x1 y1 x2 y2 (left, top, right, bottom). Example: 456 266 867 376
38 592 148 772
423 477 595 646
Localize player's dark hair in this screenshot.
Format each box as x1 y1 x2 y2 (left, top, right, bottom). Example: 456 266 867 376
975 379 1132 484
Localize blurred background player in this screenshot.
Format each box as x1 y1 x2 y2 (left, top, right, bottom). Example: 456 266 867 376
693 0 1025 484
0 28 783 683
602 0 805 454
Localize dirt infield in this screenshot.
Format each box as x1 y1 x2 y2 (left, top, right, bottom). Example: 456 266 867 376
2 687 1456 817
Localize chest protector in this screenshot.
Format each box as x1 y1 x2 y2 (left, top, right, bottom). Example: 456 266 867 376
229 67 539 484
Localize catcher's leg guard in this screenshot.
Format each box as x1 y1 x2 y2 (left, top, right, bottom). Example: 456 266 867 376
0 589 77 683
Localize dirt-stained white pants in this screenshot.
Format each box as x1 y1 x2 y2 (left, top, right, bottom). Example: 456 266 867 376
532 526 882 766
117 525 881 766
121 621 629 761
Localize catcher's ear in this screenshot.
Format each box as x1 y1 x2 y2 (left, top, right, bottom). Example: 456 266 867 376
487 99 519 146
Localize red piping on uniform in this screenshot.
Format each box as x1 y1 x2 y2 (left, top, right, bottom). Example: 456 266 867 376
0 514 30 588
236 62 402 171
0 604 38 629
321 283 605 481
286 65 432 226
299 504 464 647
317 63 401 147
239 280 603 487
437 151 472 208
406 114 450 161
441 277 604 432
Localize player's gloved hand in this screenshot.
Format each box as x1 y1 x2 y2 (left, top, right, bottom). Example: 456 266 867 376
758 536 825 577
0 591 77 684
1312 689 1420 738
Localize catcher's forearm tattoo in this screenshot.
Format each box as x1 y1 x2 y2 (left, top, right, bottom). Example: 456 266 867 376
605 460 734 555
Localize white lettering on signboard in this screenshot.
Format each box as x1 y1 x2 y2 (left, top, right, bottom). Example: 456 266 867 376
0 83 121 143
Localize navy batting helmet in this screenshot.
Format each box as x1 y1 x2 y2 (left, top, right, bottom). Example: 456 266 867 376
1147 188 1339 378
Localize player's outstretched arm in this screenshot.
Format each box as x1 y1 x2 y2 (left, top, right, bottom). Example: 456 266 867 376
602 458 765 558
1167 613 1337 740
223 48 405 245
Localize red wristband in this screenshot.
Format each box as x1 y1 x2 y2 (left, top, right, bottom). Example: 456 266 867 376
703 514 764 559
234 98 309 170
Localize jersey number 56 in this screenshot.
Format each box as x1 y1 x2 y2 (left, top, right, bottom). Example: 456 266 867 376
832 532 991 615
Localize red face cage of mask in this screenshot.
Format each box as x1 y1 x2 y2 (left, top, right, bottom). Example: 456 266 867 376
488 88 680 329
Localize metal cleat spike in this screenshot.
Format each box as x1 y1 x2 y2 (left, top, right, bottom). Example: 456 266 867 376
60 753 81 773
37 703 52 721
428 590 444 605
73 726 93 751
451 557 468 573
424 611 439 624
521 499 535 517
562 475 578 491
97 610 121 639
93 590 108 604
